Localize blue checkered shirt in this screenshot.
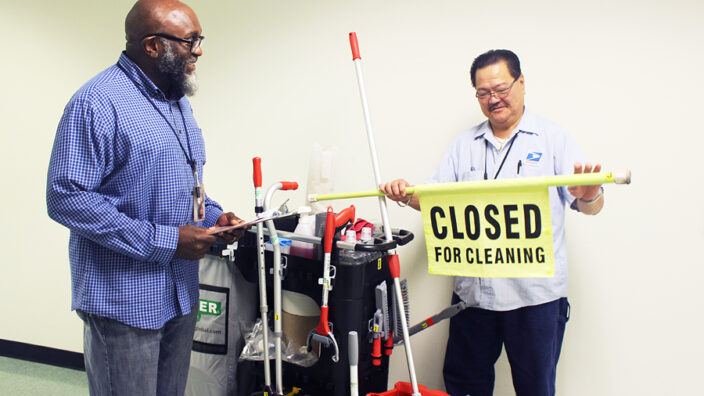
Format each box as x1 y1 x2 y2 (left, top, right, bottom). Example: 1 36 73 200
47 52 223 329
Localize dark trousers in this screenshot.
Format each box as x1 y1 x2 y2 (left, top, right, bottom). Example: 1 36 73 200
443 295 569 396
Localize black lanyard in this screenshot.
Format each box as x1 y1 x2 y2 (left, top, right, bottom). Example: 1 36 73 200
483 133 518 180
118 63 196 173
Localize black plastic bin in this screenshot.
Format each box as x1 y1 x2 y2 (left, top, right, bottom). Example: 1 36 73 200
235 214 411 396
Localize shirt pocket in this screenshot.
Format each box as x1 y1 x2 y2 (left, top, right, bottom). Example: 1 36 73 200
189 128 207 166
517 150 552 178
459 169 483 182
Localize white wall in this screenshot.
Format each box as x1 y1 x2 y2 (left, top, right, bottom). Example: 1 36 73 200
2 0 702 394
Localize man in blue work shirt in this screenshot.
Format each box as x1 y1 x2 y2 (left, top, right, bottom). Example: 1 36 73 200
379 50 604 396
46 1 244 395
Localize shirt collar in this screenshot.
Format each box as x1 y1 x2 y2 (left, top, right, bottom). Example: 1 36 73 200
473 107 541 141
117 52 172 101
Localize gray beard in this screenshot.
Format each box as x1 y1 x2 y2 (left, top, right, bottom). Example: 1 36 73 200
157 41 199 97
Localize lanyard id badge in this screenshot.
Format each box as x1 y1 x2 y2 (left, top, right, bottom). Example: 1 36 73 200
118 76 206 223
192 166 206 222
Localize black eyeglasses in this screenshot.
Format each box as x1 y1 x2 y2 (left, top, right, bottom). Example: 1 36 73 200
142 33 204 54
475 77 519 101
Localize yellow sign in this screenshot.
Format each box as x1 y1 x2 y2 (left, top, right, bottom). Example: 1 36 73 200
418 184 554 278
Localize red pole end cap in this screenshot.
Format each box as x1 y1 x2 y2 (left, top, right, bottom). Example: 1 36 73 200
252 157 262 187
349 32 361 60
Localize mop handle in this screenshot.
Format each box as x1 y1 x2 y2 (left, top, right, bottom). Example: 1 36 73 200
349 331 359 396
349 32 394 244
350 31 421 396
252 157 270 388
309 170 631 202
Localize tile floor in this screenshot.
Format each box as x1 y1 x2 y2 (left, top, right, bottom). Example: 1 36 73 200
0 356 88 396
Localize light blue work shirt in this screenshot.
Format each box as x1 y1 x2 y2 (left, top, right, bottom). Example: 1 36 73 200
427 108 585 311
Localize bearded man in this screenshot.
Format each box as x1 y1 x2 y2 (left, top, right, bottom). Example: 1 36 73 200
46 1 243 395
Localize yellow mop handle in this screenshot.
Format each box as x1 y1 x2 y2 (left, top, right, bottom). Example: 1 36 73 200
309 170 630 202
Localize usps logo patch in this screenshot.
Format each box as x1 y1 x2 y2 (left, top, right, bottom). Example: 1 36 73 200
526 152 543 166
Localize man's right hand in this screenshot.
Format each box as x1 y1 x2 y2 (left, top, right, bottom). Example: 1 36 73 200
175 225 217 260
379 179 420 210
379 179 412 202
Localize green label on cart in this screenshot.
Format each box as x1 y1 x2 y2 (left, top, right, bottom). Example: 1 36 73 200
197 299 222 321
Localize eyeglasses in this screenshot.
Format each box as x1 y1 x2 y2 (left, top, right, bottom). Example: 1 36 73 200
142 33 204 54
475 77 519 101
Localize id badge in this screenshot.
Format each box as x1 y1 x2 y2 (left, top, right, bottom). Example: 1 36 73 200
193 183 205 222
192 166 205 222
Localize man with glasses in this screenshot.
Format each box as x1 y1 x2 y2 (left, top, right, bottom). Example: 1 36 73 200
46 1 243 395
379 50 604 395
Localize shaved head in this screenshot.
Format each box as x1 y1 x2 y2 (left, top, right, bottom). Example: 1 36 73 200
125 0 199 46
123 0 203 98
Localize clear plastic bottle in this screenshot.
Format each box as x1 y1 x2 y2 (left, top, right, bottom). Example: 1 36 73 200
290 214 315 259
360 227 373 244
345 229 357 242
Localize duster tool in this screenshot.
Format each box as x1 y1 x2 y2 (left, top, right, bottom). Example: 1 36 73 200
370 281 391 363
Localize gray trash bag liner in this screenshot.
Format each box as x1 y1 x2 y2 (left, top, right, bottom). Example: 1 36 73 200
185 252 258 396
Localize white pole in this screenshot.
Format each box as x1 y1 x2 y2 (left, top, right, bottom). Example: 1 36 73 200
349 32 420 396
252 158 271 389
263 181 299 394
349 331 359 396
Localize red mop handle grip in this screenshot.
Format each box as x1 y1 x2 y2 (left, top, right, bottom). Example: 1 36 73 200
316 306 331 336
252 157 262 187
384 334 394 356
387 254 401 279
279 181 298 190
324 207 335 253
372 337 382 366
335 205 356 227
349 32 361 60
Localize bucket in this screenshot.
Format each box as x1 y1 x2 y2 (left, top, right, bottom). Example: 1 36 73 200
282 290 320 353
366 381 449 396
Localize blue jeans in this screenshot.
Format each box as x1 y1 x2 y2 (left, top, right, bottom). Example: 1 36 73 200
443 295 570 396
77 307 197 396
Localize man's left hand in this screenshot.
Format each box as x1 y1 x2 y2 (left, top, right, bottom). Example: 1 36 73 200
214 212 246 244
568 162 602 200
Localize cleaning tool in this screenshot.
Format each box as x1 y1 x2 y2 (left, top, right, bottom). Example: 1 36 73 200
252 158 273 395
263 180 299 395
306 205 356 362
349 331 359 396
348 31 422 396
